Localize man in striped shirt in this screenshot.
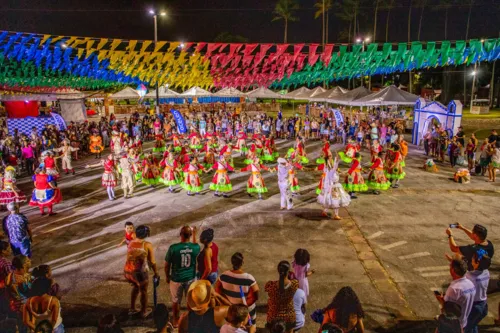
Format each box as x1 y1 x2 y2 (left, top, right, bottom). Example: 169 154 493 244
215 252 259 323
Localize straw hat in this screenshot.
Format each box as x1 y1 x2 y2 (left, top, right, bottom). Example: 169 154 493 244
187 280 212 311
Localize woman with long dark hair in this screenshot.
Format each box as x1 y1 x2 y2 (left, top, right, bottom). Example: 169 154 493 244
321 286 365 333
265 261 298 333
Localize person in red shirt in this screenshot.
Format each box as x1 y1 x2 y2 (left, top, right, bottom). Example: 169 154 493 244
86 154 118 201
343 153 368 199
197 228 219 284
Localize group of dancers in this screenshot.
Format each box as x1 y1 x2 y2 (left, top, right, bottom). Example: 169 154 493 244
0 128 407 219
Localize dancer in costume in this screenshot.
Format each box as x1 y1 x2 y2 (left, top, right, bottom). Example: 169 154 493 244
370 139 383 161
177 142 192 167
343 152 368 198
86 154 118 201
234 130 248 156
262 135 279 162
53 139 79 175
219 142 234 168
89 131 104 159
385 143 406 188
153 133 166 153
244 142 259 165
41 151 59 180
168 132 183 152
189 131 203 152
366 151 391 194
130 136 143 155
202 141 216 169
159 151 181 192
141 153 161 187
287 137 309 164
0 166 26 205
338 137 359 164
29 167 62 216
287 156 305 195
128 148 142 182
317 156 351 220
119 151 136 199
208 155 234 198
316 138 330 164
181 156 206 196
277 157 293 210
110 131 123 159
238 157 273 200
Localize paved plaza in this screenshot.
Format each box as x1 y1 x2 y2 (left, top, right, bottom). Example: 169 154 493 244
11 139 500 333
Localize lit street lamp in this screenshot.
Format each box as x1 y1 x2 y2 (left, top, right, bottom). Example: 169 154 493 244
356 37 371 88
149 9 167 115
470 64 478 111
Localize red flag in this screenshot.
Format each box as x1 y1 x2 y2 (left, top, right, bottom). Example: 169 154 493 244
195 42 207 53
276 44 289 57
243 43 258 56
321 44 334 66
296 55 306 71
207 43 221 56
259 44 272 57
228 44 243 58
308 54 320 67
242 55 254 68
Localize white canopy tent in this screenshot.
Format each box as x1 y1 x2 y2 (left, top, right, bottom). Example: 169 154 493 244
307 86 327 99
145 87 180 98
109 87 141 99
214 87 244 97
350 85 420 106
245 87 284 99
0 89 86 102
328 86 372 105
285 87 311 100
309 87 346 102
180 86 212 97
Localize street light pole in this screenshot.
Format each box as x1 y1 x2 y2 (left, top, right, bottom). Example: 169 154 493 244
153 14 160 115
470 62 478 112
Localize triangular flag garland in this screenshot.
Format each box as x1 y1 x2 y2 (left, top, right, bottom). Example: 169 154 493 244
0 30 499 91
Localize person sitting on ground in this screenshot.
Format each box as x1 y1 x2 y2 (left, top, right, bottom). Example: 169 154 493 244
265 261 298 333
178 280 230 333
446 224 494 271
220 304 256 333
320 286 365 333
97 314 124 333
22 278 64 333
153 303 174 333
123 225 159 318
435 259 475 329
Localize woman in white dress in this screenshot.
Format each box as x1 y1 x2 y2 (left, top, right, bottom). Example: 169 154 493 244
317 156 351 220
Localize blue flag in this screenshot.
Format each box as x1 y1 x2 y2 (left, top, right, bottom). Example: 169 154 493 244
170 109 187 134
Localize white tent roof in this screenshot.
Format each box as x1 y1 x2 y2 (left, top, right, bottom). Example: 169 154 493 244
285 87 311 99
0 89 86 102
350 85 420 106
110 87 141 99
214 87 244 97
245 87 284 99
180 86 212 97
145 87 180 98
309 87 346 102
328 86 372 105
307 86 327 98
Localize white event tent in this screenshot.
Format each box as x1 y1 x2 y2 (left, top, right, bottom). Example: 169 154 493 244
180 86 212 97
309 86 346 102
307 86 327 99
328 86 372 105
145 87 180 98
285 87 311 100
351 85 420 106
245 87 284 99
214 87 244 97
109 87 141 99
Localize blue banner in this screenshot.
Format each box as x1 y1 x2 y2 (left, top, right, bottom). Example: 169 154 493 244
332 108 344 125
170 109 187 134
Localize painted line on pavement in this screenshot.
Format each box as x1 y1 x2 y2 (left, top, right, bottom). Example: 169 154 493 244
414 266 449 272
421 271 450 277
380 241 407 250
398 252 431 260
367 231 384 240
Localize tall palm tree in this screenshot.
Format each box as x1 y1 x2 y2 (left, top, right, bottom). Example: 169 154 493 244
373 0 380 42
408 0 413 42
463 0 474 106
314 0 333 45
384 0 395 42
272 0 300 43
433 0 454 40
415 0 427 41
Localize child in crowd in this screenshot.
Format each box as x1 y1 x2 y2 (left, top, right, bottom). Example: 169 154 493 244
292 249 315 302
32 264 62 299
118 221 136 246
220 304 256 333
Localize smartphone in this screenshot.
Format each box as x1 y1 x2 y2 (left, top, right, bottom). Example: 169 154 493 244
433 290 441 296
449 224 459 228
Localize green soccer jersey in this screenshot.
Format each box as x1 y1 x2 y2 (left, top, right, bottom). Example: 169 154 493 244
165 242 200 282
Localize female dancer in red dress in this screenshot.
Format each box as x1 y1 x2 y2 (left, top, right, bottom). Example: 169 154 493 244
86 154 118 201
29 167 62 216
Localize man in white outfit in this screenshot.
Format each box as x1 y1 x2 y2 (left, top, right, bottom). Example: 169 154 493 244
277 158 293 210
119 151 135 199
53 139 78 175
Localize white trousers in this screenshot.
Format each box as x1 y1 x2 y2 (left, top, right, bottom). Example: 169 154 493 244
62 156 73 170
278 181 293 209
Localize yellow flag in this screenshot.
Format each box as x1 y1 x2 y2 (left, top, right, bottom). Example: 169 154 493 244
51 36 64 44
110 39 122 51
77 48 85 59
140 41 153 53
86 40 95 50
65 37 78 47
168 42 180 52
154 41 167 52
96 39 108 50
98 50 108 61
127 40 138 51
40 35 51 45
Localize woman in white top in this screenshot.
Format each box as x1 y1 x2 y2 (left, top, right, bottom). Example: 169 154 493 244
23 278 64 333
465 249 491 333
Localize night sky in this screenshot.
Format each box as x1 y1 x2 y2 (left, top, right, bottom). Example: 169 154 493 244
2 0 499 45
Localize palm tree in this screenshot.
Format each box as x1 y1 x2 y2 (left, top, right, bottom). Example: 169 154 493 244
383 0 395 42
415 0 427 40
272 0 300 43
373 0 380 42
433 0 454 40
408 0 413 42
314 0 333 45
